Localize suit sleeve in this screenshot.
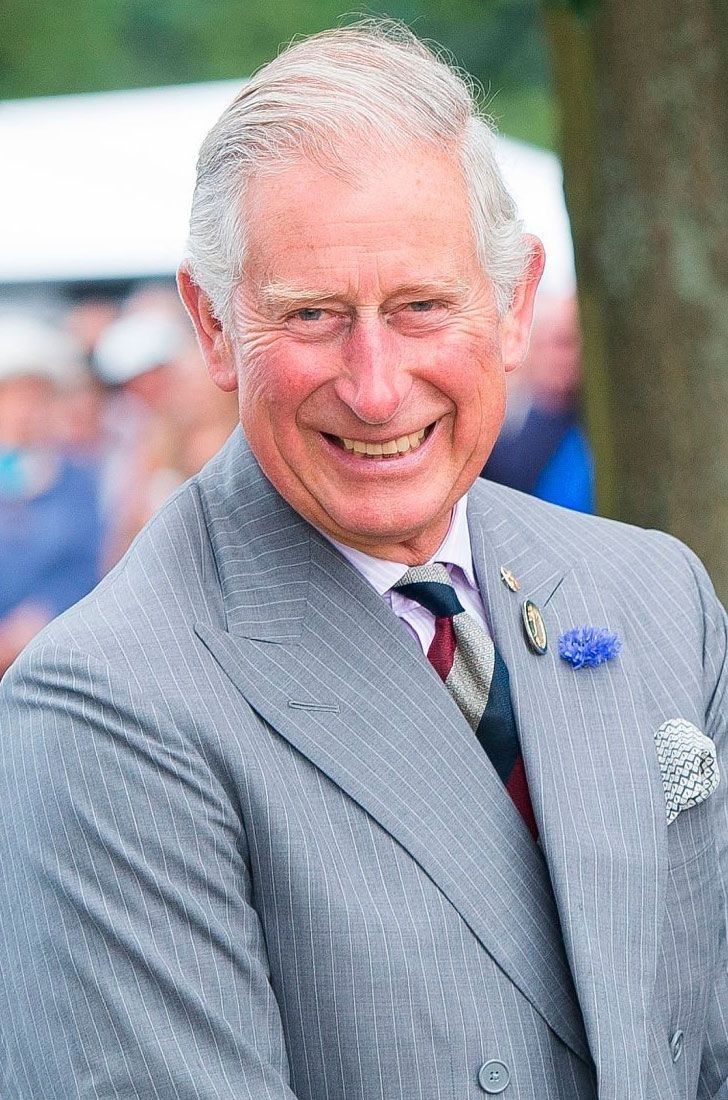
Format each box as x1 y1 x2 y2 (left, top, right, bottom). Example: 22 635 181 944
674 543 728 1099
0 643 300 1099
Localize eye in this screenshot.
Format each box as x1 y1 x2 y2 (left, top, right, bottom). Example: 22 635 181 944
292 307 326 322
389 298 450 332
284 306 347 340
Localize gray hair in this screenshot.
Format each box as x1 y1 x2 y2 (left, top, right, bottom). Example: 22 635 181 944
185 20 529 328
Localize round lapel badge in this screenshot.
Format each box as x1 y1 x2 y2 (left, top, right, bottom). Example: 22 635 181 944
522 599 548 654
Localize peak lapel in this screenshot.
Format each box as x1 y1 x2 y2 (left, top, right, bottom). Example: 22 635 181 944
196 450 589 1062
468 480 666 1093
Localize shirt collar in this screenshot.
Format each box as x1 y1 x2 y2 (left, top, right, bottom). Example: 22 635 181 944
322 493 477 597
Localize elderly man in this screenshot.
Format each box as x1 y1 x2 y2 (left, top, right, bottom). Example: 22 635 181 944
0 23 726 1100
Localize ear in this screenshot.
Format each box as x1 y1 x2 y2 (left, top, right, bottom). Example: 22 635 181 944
499 236 546 373
177 265 238 392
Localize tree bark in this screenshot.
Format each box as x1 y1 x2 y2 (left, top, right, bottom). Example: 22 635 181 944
544 0 728 602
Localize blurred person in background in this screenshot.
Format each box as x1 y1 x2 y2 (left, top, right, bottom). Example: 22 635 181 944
64 297 120 367
0 315 102 674
59 298 120 461
172 334 240 477
481 293 594 512
93 302 237 563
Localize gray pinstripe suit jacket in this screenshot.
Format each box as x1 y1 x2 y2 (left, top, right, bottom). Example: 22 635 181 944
0 429 726 1099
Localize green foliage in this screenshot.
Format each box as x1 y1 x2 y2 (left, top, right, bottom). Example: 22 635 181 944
1 0 555 148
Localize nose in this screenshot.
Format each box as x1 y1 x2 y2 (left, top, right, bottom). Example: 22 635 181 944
333 315 411 425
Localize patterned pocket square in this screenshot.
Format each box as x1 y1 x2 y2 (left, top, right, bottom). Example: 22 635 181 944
655 718 720 824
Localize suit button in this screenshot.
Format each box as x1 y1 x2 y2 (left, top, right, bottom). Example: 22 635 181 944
670 1030 684 1062
478 1059 510 1093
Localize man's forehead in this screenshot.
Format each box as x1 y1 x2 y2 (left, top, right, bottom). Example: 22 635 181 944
239 150 480 305
242 147 470 241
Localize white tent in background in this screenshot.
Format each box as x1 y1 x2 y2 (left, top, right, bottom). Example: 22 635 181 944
0 80 575 295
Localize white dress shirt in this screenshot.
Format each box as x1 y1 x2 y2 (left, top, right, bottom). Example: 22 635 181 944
323 494 491 654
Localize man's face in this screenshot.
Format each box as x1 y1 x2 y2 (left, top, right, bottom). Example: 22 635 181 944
189 149 541 561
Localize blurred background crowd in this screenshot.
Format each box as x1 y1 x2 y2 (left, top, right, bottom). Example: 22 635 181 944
0 287 239 673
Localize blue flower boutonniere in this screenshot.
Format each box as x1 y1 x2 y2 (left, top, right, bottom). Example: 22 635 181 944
558 626 622 669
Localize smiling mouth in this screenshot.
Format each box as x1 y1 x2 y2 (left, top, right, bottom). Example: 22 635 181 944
324 422 435 459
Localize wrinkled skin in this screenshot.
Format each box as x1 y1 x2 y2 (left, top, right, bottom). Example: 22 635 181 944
180 148 543 564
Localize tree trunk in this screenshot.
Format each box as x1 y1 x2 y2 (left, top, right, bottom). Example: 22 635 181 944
544 0 728 603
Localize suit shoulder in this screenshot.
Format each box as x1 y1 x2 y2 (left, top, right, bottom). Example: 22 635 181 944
470 478 725 656
470 476 689 563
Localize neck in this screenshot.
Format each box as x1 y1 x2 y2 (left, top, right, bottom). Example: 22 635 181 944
323 509 455 566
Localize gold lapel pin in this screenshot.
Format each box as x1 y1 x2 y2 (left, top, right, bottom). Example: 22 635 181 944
522 599 548 655
500 565 520 592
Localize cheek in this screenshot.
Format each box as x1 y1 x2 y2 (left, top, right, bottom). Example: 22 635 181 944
237 342 331 437
427 336 505 411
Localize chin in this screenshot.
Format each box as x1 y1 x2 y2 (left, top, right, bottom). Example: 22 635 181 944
324 497 448 549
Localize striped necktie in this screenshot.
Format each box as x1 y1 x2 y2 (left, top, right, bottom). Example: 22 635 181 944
394 562 538 839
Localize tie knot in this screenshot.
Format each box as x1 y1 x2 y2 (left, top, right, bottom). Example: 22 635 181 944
393 562 464 618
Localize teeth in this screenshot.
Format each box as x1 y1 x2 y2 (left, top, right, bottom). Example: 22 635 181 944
339 427 428 458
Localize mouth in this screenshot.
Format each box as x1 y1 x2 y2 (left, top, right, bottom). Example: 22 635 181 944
323 421 436 460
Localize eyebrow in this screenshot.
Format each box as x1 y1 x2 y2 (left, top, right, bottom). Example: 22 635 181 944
259 282 341 312
258 277 469 313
